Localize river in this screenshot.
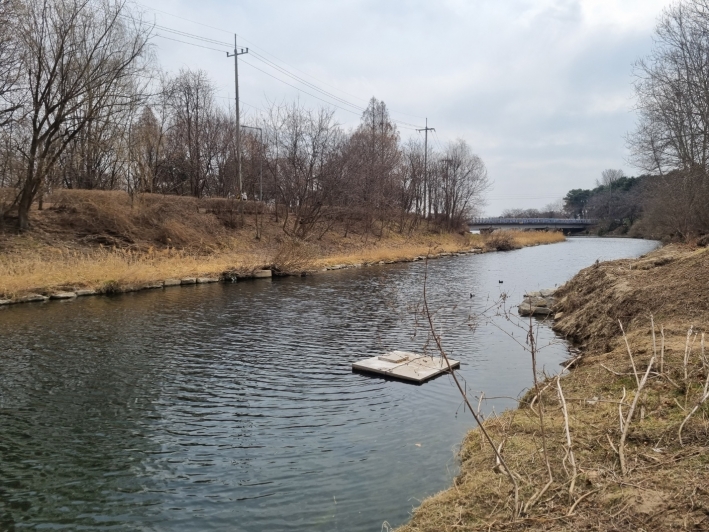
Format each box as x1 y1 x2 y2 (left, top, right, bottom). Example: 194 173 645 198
0 237 658 531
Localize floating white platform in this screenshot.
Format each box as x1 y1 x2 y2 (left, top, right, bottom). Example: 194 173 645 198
352 350 460 383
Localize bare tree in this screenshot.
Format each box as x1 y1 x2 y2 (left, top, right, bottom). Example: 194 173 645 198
596 169 624 219
629 1 709 173
438 139 490 229
11 0 152 229
628 0 709 238
270 102 345 238
398 138 426 231
347 97 401 234
0 0 22 128
162 69 219 197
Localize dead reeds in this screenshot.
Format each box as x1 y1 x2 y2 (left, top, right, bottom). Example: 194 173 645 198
1 190 566 298
398 246 709 531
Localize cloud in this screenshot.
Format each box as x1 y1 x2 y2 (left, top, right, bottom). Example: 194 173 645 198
143 0 668 214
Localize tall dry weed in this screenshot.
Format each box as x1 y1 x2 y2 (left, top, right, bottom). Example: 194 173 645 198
271 238 318 274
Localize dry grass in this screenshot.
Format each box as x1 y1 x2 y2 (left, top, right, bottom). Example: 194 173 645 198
509 230 566 247
397 244 709 532
0 247 268 297
0 190 566 298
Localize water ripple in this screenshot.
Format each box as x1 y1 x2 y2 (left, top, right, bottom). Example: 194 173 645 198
0 238 657 531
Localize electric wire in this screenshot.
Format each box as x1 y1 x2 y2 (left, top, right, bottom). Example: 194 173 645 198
249 51 363 112
432 130 446 151
133 2 427 123
134 2 235 35
154 33 229 53
152 23 233 47
240 59 417 129
248 50 421 128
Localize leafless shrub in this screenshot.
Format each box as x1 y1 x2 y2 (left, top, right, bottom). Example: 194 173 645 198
271 238 317 274
483 231 518 252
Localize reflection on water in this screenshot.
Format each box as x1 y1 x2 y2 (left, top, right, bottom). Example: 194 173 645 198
0 237 657 531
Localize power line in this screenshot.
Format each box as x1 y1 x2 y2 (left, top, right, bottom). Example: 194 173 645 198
133 8 424 129
135 2 234 35
149 32 371 120
246 51 421 128
154 33 229 53
432 130 446 151
240 59 371 119
233 33 427 121
152 23 232 47
134 2 427 123
135 2 377 107
249 51 364 112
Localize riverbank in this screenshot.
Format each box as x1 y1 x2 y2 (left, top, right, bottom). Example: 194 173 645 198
397 243 709 531
0 190 565 304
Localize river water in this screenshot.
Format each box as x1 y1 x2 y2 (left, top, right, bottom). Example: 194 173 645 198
0 237 657 531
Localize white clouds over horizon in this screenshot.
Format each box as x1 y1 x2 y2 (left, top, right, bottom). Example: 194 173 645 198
143 0 669 214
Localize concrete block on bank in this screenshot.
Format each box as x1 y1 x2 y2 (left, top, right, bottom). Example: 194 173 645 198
164 279 181 287
143 282 164 289
0 299 11 305
197 277 219 284
181 278 197 285
17 294 48 303
518 303 553 317
50 291 77 300
527 296 548 307
76 289 98 297
253 269 272 278
524 291 542 298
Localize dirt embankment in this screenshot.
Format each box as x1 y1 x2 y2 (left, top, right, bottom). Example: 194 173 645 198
0 189 564 301
398 244 709 532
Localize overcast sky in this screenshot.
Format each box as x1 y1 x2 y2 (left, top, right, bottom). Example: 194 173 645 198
140 0 669 215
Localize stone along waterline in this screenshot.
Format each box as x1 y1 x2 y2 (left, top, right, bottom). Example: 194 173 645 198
0 237 658 531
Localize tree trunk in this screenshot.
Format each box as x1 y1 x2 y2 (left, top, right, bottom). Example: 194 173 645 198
18 184 33 230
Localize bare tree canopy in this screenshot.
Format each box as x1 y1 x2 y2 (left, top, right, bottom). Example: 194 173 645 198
0 0 21 128
10 0 153 229
629 0 709 173
436 139 490 229
628 0 709 239
0 6 490 236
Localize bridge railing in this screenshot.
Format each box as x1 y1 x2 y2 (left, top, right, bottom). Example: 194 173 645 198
469 218 596 225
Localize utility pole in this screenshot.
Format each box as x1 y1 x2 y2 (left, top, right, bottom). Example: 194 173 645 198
227 35 248 198
416 118 435 218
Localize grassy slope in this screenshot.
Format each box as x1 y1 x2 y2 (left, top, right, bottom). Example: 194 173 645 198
397 244 709 532
0 190 564 299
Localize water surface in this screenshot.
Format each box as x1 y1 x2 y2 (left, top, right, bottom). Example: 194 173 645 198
0 237 658 531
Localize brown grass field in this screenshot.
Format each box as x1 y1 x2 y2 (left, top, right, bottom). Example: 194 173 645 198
396 244 709 532
0 190 564 299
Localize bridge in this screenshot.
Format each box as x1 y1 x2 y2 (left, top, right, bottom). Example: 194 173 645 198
468 217 597 234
